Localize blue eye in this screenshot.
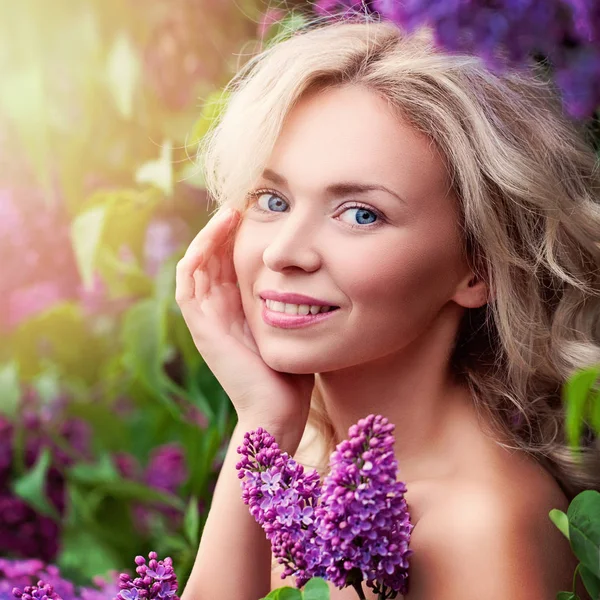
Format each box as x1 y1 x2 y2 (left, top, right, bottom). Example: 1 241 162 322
256 192 288 212
339 207 378 226
249 189 384 229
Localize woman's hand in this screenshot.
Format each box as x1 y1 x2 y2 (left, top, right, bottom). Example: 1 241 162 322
175 207 315 445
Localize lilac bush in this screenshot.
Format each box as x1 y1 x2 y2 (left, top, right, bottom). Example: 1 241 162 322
0 397 91 562
315 0 600 119
236 415 413 599
114 444 189 535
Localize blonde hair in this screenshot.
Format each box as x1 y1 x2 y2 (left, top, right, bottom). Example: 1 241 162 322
198 15 600 500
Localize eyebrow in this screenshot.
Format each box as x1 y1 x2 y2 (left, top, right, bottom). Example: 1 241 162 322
260 168 407 205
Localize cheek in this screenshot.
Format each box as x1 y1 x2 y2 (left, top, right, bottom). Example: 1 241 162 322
346 238 459 308
341 237 463 345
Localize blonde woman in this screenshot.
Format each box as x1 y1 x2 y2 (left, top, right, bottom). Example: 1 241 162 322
176 16 600 600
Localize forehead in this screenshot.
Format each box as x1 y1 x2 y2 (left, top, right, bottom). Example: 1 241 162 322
264 85 452 203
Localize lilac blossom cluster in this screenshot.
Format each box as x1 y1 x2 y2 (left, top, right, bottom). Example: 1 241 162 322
235 428 323 586
236 415 413 597
0 391 90 562
315 0 600 119
1 558 119 600
8 553 177 600
313 415 413 598
113 443 190 534
115 552 179 600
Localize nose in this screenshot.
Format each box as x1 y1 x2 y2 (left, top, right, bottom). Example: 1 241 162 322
262 210 322 273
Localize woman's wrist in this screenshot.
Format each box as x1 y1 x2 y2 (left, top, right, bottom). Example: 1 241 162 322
235 417 306 456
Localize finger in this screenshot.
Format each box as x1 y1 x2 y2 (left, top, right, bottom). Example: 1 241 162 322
175 208 233 302
184 207 233 266
193 265 210 302
211 210 240 286
220 236 238 285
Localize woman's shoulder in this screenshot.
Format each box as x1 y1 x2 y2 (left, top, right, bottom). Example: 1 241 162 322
403 451 579 598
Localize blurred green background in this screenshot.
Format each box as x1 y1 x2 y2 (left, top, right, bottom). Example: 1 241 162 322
1 0 599 597
0 0 307 589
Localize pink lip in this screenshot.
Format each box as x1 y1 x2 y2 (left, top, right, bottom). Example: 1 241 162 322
261 300 339 329
259 290 337 307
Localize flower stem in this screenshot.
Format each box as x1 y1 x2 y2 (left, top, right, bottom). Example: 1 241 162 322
572 562 581 595
351 581 367 600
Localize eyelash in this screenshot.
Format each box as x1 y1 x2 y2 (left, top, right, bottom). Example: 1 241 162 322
247 188 386 229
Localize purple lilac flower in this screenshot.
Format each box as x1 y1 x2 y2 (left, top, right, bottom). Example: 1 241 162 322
315 0 600 119
5 559 120 600
12 581 61 600
311 415 413 598
115 552 179 600
144 444 187 494
237 416 413 597
235 428 323 586
0 392 91 561
131 444 188 534
3 559 83 600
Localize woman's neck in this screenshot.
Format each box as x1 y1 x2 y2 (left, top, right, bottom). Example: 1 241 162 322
315 308 483 484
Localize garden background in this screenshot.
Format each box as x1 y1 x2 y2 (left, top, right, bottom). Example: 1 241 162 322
1 1 599 599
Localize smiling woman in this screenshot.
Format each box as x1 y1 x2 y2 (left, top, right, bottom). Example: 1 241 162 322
176 13 600 600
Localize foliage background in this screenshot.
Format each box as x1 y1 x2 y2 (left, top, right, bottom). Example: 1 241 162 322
0 0 598 596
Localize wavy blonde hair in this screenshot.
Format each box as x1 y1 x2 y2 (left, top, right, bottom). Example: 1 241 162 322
197 15 600 500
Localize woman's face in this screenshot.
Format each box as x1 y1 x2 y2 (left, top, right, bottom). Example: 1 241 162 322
233 84 479 374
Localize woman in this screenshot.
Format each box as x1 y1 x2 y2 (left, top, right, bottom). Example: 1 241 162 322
176 16 600 600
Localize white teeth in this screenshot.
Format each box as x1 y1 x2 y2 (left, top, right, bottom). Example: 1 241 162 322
265 299 335 315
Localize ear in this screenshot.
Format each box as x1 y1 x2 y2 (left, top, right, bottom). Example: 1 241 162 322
451 273 490 309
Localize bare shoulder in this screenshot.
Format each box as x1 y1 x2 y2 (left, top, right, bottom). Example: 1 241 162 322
404 472 579 600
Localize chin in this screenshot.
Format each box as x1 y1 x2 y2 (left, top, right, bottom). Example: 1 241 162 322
257 341 356 374
261 352 319 374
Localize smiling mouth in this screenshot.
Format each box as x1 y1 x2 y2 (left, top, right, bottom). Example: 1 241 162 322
262 298 340 315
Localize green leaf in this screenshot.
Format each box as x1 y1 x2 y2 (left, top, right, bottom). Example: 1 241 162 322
265 11 307 47
12 303 106 383
63 483 103 526
135 140 173 196
122 299 164 385
12 447 60 520
0 361 20 418
70 204 107 289
550 509 570 540
121 300 183 420
568 490 600 578
187 90 230 149
564 365 600 449
92 478 186 511
556 593 578 600
580 564 600 600
161 533 190 554
106 31 139 120
80 188 160 280
184 495 200 546
57 526 123 582
259 588 302 600
67 453 119 485
303 577 330 600
590 385 600 435
64 402 130 453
